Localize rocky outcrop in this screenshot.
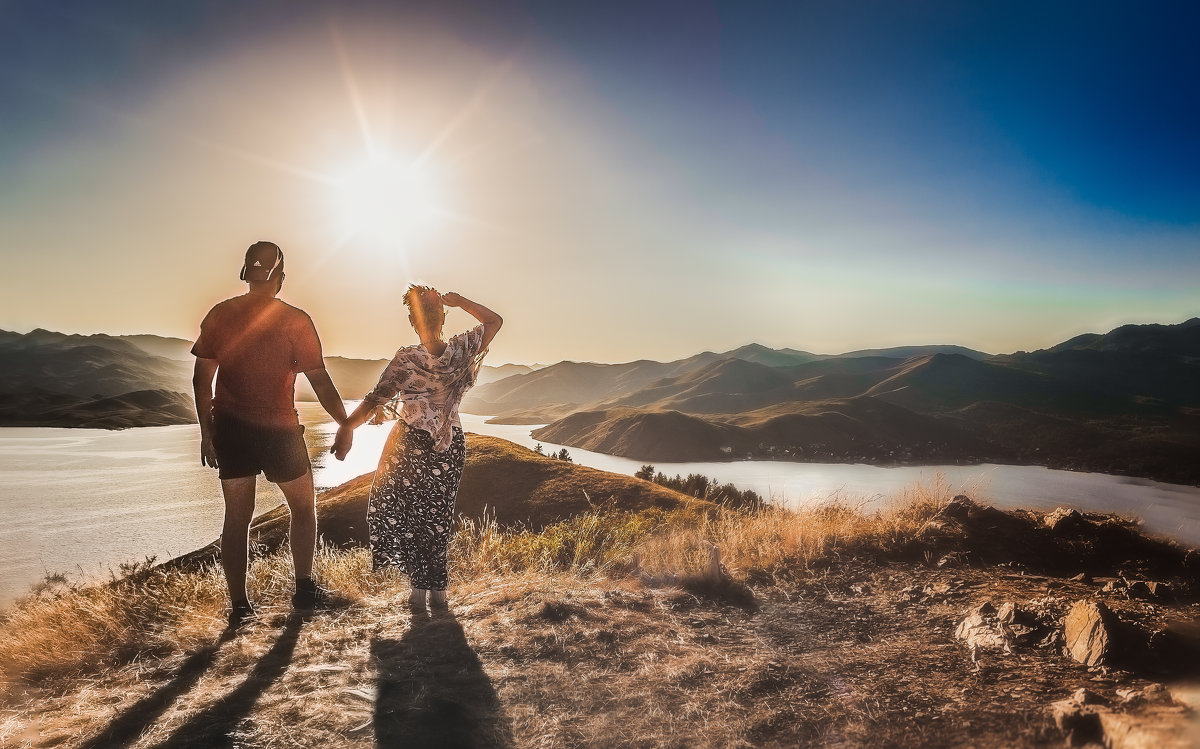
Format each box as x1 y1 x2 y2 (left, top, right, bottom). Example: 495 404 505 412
1048 684 1194 749
1063 600 1118 667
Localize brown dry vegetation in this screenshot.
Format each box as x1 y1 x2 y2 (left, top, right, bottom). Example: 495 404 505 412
2 469 1198 747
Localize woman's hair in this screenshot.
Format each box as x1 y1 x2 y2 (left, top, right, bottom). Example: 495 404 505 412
403 284 444 332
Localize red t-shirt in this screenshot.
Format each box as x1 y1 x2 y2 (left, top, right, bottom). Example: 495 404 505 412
191 294 325 426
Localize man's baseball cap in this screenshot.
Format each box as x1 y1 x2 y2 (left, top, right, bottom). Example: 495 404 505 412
240 241 285 282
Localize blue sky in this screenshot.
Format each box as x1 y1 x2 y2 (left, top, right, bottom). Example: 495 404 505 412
0 1 1196 362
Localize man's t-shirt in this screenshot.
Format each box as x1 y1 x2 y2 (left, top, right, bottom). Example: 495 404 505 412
191 294 324 426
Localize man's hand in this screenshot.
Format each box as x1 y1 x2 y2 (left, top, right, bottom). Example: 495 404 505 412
200 435 220 469
440 291 465 308
331 425 354 461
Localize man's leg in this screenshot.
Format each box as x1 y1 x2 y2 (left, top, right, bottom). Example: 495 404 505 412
276 469 316 580
219 476 257 603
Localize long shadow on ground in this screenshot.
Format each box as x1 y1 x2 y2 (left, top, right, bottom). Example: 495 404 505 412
78 629 237 749
151 615 305 749
373 611 515 749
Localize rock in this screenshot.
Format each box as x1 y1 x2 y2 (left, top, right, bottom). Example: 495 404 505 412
997 601 1043 644
1126 580 1169 600
1049 698 1104 747
923 582 952 598
1064 600 1117 667
1116 687 1143 705
1070 572 1092 584
1101 579 1128 595
1098 708 1194 749
1052 691 1194 749
936 553 963 568
939 494 975 522
1045 507 1087 533
955 602 1009 660
1072 687 1102 705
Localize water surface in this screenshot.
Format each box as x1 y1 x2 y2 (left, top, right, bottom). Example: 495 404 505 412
2 405 1197 606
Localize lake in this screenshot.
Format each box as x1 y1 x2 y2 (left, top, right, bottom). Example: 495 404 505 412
2 404 1198 606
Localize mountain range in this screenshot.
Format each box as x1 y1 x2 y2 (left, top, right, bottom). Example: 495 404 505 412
465 319 1200 484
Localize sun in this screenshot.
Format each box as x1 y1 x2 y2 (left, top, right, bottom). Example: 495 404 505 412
332 153 444 248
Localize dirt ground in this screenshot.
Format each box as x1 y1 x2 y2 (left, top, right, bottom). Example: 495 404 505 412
6 559 1197 748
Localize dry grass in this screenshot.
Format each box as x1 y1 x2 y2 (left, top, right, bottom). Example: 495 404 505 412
634 476 955 585
0 478 956 694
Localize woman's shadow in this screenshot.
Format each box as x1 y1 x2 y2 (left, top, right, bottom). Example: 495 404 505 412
372 610 515 749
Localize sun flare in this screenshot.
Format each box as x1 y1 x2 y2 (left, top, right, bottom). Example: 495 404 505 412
333 153 444 248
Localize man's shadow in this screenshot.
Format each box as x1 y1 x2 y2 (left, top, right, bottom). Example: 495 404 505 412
372 611 515 749
78 627 238 749
149 614 306 749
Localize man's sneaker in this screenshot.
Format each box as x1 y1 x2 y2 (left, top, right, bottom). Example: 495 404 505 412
292 578 333 610
227 600 257 628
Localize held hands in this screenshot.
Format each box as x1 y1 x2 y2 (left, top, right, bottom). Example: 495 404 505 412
200 435 219 469
331 424 354 461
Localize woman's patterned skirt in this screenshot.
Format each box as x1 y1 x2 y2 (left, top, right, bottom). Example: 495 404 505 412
367 420 466 590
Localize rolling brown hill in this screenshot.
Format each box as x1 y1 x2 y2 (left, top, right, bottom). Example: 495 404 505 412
532 409 746 462
532 398 994 463
174 435 708 563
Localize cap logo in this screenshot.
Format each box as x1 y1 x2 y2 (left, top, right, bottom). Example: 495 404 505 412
253 260 262 266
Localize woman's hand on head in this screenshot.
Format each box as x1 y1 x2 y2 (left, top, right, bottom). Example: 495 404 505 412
440 291 464 308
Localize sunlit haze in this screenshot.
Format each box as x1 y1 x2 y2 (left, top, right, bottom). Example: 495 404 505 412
1 1 1197 363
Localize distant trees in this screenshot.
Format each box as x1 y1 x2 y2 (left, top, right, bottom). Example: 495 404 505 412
631 465 763 510
535 443 573 463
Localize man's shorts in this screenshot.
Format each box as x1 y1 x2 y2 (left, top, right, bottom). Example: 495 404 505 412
212 411 310 483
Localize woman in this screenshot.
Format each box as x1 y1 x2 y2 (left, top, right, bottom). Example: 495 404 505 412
332 286 502 609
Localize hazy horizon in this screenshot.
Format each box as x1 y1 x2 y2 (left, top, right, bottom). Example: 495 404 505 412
2 1 1197 364
6 313 1200 367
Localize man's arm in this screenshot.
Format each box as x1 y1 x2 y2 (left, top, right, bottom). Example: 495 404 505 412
192 358 220 469
440 292 502 349
304 368 348 426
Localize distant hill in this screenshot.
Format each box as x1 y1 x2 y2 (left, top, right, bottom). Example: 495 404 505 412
0 329 192 398
836 344 990 360
118 334 195 361
173 434 709 561
0 329 194 428
998 317 1200 407
533 398 993 463
0 389 196 429
465 342 994 421
522 320 1200 484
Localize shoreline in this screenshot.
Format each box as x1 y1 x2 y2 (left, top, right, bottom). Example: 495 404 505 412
4 420 1199 492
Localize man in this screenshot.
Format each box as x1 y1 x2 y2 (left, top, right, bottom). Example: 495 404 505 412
192 241 347 626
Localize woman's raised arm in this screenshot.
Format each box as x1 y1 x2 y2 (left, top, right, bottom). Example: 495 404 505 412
441 292 502 349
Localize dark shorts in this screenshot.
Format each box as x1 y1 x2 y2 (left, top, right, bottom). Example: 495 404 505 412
212 411 310 482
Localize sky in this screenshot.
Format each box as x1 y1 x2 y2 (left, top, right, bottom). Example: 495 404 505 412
1 0 1197 364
